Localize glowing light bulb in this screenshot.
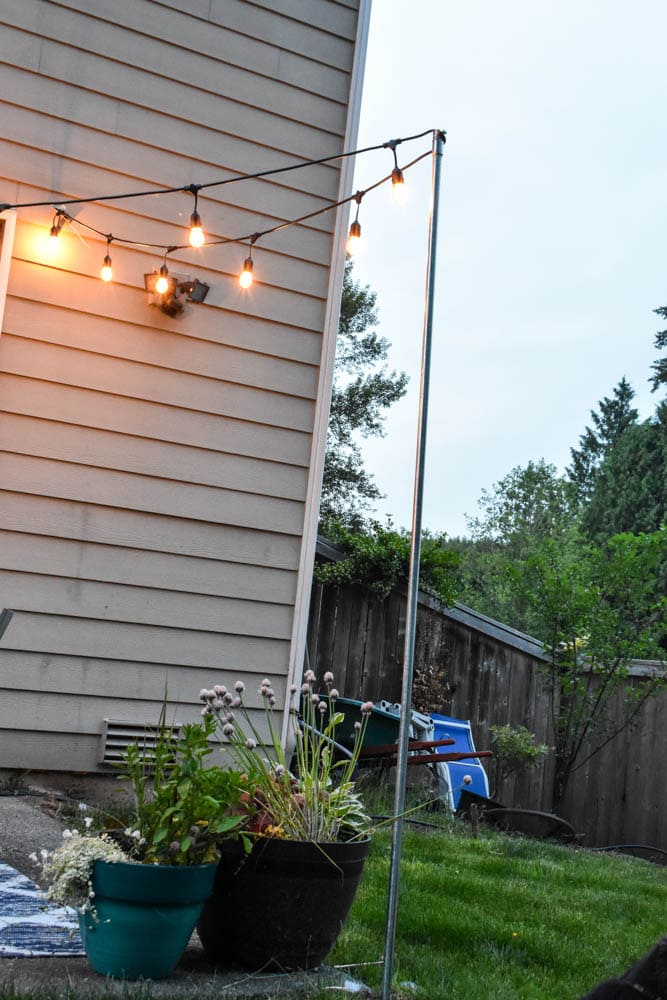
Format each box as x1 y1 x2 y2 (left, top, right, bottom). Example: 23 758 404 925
155 264 170 295
239 256 253 289
391 166 406 204
347 219 361 254
100 254 113 282
48 223 62 254
189 211 205 248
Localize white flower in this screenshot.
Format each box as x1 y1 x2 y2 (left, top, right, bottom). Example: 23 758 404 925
360 701 374 716
245 738 257 750
234 680 245 693
29 852 38 863
78 802 88 812
62 829 73 839
212 697 224 711
323 671 334 684
329 688 339 700
199 688 209 701
304 669 316 682
214 684 227 697
40 849 49 861
84 816 94 829
318 701 327 714
301 682 310 694
222 723 234 736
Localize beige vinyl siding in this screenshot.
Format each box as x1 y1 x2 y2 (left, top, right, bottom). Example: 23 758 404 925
0 0 365 770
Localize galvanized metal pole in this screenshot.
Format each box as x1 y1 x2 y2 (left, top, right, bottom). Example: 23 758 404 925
381 128 446 1000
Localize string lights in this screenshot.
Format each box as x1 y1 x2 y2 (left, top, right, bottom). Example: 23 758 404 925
385 139 406 204
155 258 171 295
238 239 255 290
0 129 445 295
187 184 205 248
347 192 363 254
100 236 113 282
48 209 66 249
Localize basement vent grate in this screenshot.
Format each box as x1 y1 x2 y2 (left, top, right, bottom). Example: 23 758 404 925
100 719 182 766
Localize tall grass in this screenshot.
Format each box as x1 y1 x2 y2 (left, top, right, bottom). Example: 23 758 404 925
330 824 666 999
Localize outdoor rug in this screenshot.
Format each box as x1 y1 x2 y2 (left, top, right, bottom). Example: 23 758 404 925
0 862 84 956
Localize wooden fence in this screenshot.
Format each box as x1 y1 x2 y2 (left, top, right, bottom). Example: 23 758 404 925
306 575 667 851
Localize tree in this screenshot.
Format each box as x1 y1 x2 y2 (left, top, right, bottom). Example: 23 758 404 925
452 461 576 630
582 409 667 543
467 459 575 545
507 530 667 808
320 260 408 524
650 306 667 392
581 406 667 602
567 377 638 504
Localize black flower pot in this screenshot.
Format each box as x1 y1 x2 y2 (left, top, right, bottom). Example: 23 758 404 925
197 836 370 970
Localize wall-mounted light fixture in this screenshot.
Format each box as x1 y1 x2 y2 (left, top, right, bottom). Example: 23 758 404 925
144 271 210 317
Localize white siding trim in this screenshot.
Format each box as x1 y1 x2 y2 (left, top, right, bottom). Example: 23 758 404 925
0 211 17 339
282 0 373 742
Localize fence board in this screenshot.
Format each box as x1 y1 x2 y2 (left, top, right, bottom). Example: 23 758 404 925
307 572 667 851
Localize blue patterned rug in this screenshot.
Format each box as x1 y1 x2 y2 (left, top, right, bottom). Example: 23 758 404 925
0 863 84 957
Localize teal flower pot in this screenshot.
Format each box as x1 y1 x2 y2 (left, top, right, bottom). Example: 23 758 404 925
78 859 216 979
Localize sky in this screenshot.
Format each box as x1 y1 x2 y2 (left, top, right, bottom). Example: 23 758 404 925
347 0 666 538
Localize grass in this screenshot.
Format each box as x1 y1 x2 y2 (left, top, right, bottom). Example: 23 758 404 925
0 814 663 999
329 821 666 999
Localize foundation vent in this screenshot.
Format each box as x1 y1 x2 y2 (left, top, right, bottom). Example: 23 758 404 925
100 719 182 766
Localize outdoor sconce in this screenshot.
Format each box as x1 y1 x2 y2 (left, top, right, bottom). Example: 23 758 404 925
144 272 210 317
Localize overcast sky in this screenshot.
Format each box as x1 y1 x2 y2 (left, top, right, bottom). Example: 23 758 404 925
347 0 666 538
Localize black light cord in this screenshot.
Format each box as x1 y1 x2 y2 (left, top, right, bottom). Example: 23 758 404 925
29 149 432 258
0 128 442 213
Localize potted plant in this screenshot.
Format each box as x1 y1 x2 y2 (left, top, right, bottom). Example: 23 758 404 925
40 712 247 980
196 671 374 970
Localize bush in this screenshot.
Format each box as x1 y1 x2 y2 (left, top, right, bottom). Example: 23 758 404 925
315 519 460 604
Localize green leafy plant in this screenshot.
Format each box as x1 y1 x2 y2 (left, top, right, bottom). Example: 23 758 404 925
200 672 372 843
118 710 247 864
489 724 549 792
507 529 667 806
316 518 459 604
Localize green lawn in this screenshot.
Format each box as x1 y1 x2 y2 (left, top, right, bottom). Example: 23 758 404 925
329 825 666 1000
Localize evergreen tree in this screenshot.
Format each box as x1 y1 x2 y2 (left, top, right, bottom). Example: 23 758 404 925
581 405 667 599
320 261 408 524
650 306 667 392
582 409 667 542
567 377 638 503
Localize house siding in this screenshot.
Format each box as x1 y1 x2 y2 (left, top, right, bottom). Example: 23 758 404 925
0 0 367 770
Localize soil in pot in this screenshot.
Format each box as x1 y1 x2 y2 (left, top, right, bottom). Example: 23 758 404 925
197 836 370 971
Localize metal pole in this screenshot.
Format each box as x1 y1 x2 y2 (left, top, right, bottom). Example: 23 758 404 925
381 128 446 1000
